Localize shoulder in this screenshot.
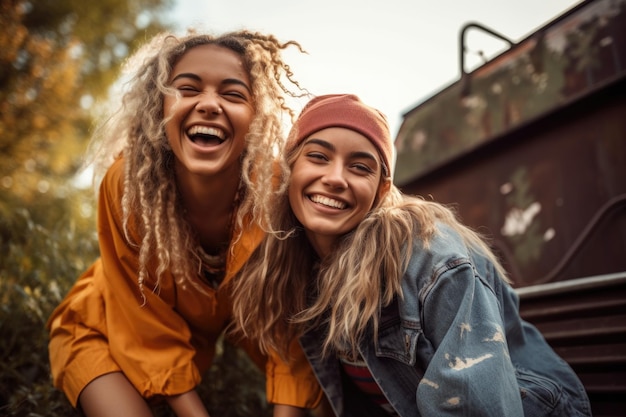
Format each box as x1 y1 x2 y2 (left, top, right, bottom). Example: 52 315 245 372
225 222 266 282
96 157 127 228
103 157 124 184
99 157 125 200
397 221 471 303
405 221 470 279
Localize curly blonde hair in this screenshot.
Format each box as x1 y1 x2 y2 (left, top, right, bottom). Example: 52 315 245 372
85 30 306 294
230 144 509 361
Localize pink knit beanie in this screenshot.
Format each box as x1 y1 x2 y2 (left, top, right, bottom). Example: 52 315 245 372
287 94 393 175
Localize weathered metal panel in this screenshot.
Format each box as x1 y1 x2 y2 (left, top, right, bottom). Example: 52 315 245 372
394 0 626 287
517 273 626 416
395 0 626 185
399 78 626 286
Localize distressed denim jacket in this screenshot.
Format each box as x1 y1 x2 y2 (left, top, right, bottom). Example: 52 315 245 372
300 223 591 417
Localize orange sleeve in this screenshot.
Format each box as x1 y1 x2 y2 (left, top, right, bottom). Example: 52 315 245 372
265 340 323 408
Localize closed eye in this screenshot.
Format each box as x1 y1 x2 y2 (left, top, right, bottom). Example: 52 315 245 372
221 79 252 102
170 73 201 93
224 91 245 98
305 151 328 162
222 89 251 102
177 85 200 95
352 162 375 174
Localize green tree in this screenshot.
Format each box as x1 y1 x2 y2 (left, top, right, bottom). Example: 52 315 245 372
0 0 171 194
0 0 172 414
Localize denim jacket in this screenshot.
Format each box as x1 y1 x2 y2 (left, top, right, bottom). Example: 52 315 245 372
300 223 591 417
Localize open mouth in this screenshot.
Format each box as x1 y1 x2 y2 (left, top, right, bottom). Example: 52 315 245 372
309 194 347 210
187 125 226 146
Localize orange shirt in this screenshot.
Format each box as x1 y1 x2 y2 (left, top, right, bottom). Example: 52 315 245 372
47 158 321 408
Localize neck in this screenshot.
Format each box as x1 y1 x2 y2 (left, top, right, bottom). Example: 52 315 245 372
176 163 241 213
306 230 337 261
176 164 242 252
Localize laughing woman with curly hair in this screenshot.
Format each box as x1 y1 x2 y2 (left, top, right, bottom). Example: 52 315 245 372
47 30 322 417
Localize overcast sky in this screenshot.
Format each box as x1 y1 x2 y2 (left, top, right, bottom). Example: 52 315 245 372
167 0 582 136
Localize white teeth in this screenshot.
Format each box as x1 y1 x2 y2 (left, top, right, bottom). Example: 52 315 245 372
187 125 225 139
310 194 346 209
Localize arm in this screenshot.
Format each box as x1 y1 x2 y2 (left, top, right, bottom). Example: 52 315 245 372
265 340 324 413
415 261 524 416
97 160 203 398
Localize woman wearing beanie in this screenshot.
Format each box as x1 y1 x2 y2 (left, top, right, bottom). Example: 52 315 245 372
230 94 590 416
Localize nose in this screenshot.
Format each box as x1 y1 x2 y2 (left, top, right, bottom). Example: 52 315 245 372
321 162 348 189
195 93 222 115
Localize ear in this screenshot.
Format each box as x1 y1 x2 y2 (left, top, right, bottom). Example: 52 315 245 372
375 177 392 205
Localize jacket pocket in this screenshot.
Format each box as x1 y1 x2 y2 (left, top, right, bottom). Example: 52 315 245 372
375 319 436 375
374 315 416 363
374 297 434 370
516 366 563 416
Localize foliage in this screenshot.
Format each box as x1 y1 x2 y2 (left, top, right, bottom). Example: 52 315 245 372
200 342 271 416
0 196 98 417
0 0 172 196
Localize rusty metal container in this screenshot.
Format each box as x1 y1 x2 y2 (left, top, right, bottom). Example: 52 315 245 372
395 0 626 287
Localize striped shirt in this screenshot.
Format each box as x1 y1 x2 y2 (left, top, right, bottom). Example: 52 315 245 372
339 354 399 416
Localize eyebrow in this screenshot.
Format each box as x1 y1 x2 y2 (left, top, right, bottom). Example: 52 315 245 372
304 138 380 164
170 73 252 93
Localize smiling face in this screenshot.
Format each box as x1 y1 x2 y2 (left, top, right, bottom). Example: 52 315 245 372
163 43 255 181
288 127 388 258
